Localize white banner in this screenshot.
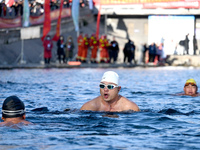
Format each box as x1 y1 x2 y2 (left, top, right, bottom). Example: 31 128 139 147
20 26 40 40
72 0 80 32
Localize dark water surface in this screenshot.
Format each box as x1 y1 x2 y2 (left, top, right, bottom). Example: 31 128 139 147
0 67 200 150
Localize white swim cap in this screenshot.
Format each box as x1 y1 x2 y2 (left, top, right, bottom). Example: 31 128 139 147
100 71 119 85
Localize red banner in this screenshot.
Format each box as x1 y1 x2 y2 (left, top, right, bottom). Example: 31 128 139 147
0 16 21 28
0 8 71 29
41 0 51 41
30 8 71 26
6 0 14 7
93 0 200 8
93 0 184 5
143 1 200 8
52 0 64 41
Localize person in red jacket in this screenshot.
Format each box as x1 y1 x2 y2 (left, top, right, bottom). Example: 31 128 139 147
99 35 110 63
43 35 53 64
81 34 89 63
76 32 84 61
89 34 99 63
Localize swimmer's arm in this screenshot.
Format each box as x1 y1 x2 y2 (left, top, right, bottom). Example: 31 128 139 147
124 100 140 112
130 102 140 112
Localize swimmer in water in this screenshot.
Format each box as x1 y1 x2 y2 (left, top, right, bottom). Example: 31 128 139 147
0 96 32 126
177 79 200 97
80 71 140 112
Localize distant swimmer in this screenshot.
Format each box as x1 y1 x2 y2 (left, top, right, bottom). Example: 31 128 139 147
177 79 200 97
80 71 140 112
0 96 32 126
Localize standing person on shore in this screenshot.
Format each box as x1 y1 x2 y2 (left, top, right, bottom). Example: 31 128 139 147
65 36 74 62
193 35 198 55
184 33 190 55
142 43 148 64
123 39 136 64
57 35 66 64
80 34 89 63
80 71 140 112
76 32 83 61
0 96 32 127
109 36 119 63
156 43 163 62
89 34 99 63
43 35 53 64
148 42 156 63
99 35 110 63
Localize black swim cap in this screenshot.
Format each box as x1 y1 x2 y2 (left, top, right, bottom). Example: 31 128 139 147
2 96 25 118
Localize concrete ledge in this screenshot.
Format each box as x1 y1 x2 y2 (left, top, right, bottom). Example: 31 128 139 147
1 54 200 69
167 55 200 67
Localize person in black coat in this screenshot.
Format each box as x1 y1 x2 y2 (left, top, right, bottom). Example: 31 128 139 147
142 43 148 64
57 36 66 64
123 39 136 64
193 35 198 55
148 42 156 62
184 34 189 55
109 36 119 63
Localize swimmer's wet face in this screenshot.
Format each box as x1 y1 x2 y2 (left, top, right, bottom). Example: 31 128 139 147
100 82 120 102
184 83 197 96
99 83 118 90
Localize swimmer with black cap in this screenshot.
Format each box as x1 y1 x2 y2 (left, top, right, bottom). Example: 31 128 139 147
80 71 140 112
177 79 200 97
0 96 32 126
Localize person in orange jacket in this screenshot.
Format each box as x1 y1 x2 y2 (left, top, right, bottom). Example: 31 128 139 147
43 35 53 64
80 34 89 63
99 35 110 63
89 34 99 63
76 32 84 61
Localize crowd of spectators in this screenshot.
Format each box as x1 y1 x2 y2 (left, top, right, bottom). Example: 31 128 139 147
41 32 169 65
0 0 88 18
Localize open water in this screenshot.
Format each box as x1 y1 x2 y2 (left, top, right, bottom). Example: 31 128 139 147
0 67 200 150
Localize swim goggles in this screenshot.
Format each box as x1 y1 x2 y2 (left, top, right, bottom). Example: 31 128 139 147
185 82 197 86
2 109 25 115
99 83 118 89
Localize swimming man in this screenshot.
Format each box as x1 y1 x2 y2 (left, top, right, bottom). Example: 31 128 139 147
177 78 200 97
80 71 140 112
0 96 32 126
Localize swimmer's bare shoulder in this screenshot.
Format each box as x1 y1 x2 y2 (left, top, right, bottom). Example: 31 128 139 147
80 96 101 111
120 96 140 112
22 120 33 125
174 93 200 97
0 120 32 127
0 122 6 126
